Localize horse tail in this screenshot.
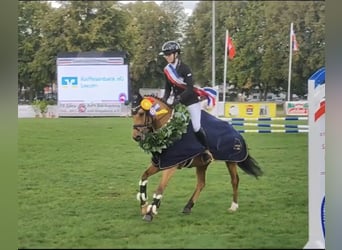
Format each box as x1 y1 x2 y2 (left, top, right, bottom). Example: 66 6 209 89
237 155 264 179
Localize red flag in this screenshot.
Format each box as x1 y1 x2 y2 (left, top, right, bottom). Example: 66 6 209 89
291 27 299 51
227 36 236 59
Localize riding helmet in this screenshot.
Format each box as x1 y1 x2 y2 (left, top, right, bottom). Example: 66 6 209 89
159 41 181 56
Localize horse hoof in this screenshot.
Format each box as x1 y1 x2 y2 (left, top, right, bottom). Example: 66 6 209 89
182 207 192 214
140 204 148 215
228 202 239 212
143 214 153 222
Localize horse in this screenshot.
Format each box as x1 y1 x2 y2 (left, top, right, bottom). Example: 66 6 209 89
131 93 263 222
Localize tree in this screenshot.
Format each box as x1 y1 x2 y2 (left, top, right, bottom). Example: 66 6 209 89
18 1 325 101
123 1 184 91
18 1 51 99
159 1 187 42
18 1 133 100
182 1 213 85
183 1 324 99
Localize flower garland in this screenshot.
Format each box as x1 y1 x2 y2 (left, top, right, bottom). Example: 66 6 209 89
138 104 190 154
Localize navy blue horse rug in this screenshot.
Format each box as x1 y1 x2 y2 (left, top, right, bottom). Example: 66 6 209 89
152 111 248 169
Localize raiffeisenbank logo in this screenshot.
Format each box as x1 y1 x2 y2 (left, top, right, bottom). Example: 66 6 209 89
61 77 78 88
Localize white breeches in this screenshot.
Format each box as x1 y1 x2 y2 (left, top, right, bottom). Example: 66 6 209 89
187 102 202 132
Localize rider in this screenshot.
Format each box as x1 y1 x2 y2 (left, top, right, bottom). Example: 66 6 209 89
159 40 213 162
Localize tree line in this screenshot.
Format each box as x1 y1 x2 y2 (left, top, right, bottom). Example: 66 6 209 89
18 1 325 102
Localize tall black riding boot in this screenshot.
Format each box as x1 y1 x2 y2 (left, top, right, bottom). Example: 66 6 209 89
194 127 213 161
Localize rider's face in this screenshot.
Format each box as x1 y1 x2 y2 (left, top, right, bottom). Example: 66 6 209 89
164 53 176 63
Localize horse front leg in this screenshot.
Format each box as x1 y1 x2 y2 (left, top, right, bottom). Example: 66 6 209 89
143 166 177 222
183 158 209 214
226 161 239 212
137 164 160 215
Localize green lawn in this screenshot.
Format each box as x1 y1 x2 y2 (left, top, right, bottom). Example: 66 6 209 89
18 117 308 249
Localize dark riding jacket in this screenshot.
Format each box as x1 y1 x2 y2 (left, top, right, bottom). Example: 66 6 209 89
162 60 200 106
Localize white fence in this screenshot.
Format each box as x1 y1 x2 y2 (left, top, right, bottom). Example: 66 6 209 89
18 104 132 118
18 105 59 118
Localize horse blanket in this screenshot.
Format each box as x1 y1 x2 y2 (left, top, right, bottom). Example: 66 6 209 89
152 111 248 169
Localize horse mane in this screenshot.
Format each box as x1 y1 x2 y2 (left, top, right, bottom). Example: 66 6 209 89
139 94 175 130
143 94 173 109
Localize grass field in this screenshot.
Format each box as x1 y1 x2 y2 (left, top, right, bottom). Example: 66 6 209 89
18 117 308 249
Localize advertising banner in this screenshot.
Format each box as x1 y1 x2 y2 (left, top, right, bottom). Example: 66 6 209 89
57 53 129 117
224 102 276 118
284 101 309 116
57 102 126 117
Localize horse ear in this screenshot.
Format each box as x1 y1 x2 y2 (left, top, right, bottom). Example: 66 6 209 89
133 92 142 99
132 92 143 108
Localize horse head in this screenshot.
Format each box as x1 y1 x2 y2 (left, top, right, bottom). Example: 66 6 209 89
131 93 173 142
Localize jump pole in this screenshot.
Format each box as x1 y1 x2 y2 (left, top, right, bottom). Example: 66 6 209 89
231 122 309 129
237 129 308 133
304 67 325 249
222 117 308 121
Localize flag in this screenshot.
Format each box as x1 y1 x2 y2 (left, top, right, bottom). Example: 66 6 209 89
291 27 299 51
227 36 236 59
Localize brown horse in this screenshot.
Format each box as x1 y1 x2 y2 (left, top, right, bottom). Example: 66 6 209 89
131 93 263 222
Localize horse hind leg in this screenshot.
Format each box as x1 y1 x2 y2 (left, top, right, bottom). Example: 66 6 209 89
183 156 209 214
225 161 239 212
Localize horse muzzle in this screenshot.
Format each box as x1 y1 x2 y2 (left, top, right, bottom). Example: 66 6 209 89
133 134 143 142
132 125 152 142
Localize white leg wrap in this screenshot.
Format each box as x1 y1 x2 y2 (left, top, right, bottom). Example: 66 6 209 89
147 204 158 215
145 193 163 215
152 204 158 215
139 180 148 186
137 180 148 201
153 193 163 199
228 201 239 212
136 192 147 201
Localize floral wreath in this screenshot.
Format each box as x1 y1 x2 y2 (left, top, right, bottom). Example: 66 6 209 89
138 103 190 154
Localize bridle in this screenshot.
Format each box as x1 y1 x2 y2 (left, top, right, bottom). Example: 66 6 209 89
131 96 173 140
132 105 154 135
